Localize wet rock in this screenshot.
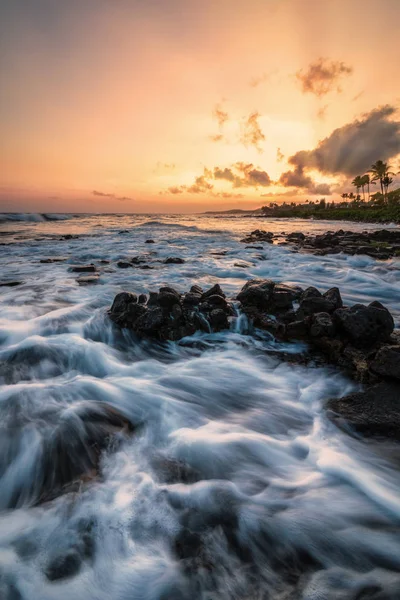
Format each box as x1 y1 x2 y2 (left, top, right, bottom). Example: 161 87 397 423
69 264 97 273
301 286 322 301
297 296 336 317
271 283 302 309
334 302 394 347
0 281 23 287
138 264 154 269
117 261 132 268
209 308 229 331
40 257 68 263
287 232 305 242
327 382 400 441
286 319 310 339
45 550 82 581
76 275 99 285
190 285 203 295
138 293 147 304
310 312 336 338
145 239 155 243
241 230 274 244
201 283 226 299
323 287 343 310
370 346 400 380
237 279 275 309
109 283 232 340
110 292 137 313
182 292 202 306
164 257 185 264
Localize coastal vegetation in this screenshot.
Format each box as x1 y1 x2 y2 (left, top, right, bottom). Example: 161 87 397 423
262 160 400 223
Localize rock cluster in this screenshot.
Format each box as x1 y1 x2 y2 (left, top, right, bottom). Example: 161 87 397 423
109 284 234 341
237 278 398 383
241 228 400 259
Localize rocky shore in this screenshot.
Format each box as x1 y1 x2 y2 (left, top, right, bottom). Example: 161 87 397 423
242 228 400 259
109 279 400 441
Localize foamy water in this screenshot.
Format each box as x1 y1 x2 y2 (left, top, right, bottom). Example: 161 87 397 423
1 214 400 599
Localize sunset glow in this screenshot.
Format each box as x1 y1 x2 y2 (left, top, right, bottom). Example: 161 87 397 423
1 0 399 212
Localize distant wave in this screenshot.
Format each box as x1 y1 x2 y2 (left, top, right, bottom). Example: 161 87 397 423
138 220 227 234
0 213 75 223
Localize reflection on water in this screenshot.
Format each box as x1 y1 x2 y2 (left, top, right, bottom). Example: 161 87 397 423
0 214 400 599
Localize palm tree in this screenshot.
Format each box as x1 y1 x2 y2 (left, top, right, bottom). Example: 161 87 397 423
351 176 363 199
383 175 393 196
369 160 394 199
361 174 375 202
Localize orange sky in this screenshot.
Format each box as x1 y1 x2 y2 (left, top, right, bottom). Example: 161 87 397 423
1 0 399 213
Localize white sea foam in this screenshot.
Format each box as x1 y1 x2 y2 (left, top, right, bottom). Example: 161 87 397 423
0 214 400 598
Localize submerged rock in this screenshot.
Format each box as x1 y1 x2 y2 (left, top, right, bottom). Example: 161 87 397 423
327 382 400 441
69 264 97 273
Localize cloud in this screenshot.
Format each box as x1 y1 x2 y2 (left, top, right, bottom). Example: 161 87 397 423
249 73 270 88
164 163 271 196
209 134 224 143
167 186 184 194
92 190 132 201
240 111 265 151
261 190 299 198
317 105 328 120
217 192 244 199
213 103 229 128
288 105 400 176
154 162 176 173
276 147 284 162
234 162 271 187
214 167 235 182
279 167 332 195
296 58 353 97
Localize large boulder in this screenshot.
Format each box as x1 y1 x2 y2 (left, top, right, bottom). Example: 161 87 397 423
370 346 400 380
237 279 275 309
334 302 394 347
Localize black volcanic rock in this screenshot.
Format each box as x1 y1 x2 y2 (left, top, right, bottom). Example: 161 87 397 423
334 302 394 347
109 283 232 341
327 382 400 441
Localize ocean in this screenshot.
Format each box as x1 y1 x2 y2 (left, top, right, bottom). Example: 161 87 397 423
0 213 400 599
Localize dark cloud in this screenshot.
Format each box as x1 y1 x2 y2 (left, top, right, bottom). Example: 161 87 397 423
167 186 183 194
279 166 311 188
240 111 265 151
279 167 332 195
92 190 132 201
288 105 400 176
234 162 271 187
296 58 353 97
214 167 235 182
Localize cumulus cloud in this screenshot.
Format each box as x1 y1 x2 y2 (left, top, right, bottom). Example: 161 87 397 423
234 162 271 187
296 58 353 97
240 111 266 151
279 167 332 195
164 163 271 196
92 190 132 201
288 105 400 176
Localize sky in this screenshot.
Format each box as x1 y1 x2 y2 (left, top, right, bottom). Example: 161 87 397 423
1 0 400 213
